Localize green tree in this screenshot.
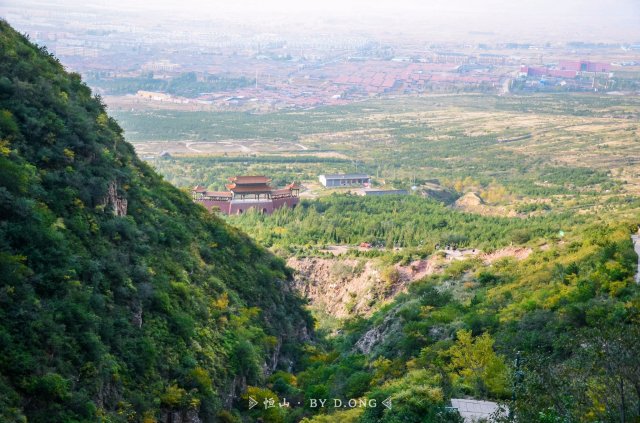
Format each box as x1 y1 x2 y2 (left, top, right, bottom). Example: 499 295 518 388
445 330 510 398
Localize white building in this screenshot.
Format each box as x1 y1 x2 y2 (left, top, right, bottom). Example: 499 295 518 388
319 173 370 188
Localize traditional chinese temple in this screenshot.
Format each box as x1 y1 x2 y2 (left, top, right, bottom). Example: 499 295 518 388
192 175 300 215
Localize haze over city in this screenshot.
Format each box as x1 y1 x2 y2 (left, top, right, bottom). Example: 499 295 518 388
4 0 640 41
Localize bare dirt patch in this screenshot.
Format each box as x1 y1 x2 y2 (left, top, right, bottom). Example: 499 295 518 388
287 246 532 318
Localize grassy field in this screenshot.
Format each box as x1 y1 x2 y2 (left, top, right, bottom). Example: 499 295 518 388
110 93 640 218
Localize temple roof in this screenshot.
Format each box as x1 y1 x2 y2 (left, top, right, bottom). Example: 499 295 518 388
229 175 271 184
228 185 273 193
196 177 299 197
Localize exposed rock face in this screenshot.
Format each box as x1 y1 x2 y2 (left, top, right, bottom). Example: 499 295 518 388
287 247 533 319
288 258 380 318
160 409 202 423
223 375 247 409
354 311 401 354
131 300 143 329
95 380 121 411
103 180 128 216
287 256 444 318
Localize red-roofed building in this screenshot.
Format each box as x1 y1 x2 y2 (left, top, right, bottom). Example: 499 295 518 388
558 60 611 74
192 175 299 215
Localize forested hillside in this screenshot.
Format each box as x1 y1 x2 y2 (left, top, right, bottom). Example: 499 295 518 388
292 223 640 422
228 192 640 422
0 21 312 422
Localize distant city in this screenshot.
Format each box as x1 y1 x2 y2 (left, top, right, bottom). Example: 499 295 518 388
3 0 639 112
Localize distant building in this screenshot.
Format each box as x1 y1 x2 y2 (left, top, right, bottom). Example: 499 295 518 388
358 188 408 196
433 51 470 64
319 173 370 187
476 53 506 65
520 60 612 79
558 60 611 73
141 59 179 72
55 46 98 58
192 175 300 215
136 91 172 101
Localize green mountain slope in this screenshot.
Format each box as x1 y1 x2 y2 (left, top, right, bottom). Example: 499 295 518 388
295 222 640 422
0 20 311 422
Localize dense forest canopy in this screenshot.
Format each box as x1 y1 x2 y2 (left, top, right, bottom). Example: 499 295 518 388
232 195 582 252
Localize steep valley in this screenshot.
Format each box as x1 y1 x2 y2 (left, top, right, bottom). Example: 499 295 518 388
287 245 534 319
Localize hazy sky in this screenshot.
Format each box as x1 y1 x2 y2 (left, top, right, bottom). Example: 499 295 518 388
88 0 640 19
99 0 639 14
6 0 640 42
